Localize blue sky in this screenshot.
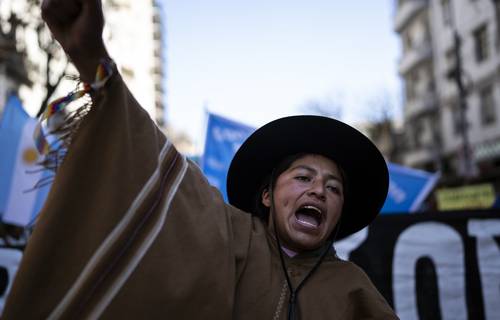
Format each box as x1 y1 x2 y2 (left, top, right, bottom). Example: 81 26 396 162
163 1 402 150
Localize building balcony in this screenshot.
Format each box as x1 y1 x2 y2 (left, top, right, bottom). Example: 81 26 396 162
152 65 163 76
394 0 428 33
153 12 161 24
398 41 432 75
404 91 438 120
403 145 436 168
155 82 164 93
153 30 162 41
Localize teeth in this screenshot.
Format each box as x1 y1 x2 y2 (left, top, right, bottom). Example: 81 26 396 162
302 205 321 214
296 205 323 228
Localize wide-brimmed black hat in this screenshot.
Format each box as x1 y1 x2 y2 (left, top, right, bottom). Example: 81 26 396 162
226 115 389 240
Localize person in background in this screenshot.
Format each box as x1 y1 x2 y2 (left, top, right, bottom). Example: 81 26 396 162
3 0 398 319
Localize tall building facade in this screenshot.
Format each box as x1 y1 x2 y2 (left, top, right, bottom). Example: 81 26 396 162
103 0 166 126
0 25 30 111
0 2 31 111
395 0 500 180
0 0 166 127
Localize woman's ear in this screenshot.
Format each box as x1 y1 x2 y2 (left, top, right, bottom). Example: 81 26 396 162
261 188 271 208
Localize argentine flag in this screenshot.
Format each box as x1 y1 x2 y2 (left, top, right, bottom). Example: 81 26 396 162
0 95 50 227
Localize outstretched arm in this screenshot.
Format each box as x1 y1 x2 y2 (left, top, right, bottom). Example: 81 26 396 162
41 0 109 82
2 2 245 318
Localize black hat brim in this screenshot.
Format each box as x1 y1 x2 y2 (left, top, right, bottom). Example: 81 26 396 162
226 115 389 240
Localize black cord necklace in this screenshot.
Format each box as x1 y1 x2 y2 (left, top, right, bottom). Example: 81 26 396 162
269 178 338 320
272 213 334 320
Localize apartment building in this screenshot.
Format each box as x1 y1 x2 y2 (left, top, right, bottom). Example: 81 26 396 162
0 27 29 112
103 0 166 126
395 0 500 180
0 0 166 127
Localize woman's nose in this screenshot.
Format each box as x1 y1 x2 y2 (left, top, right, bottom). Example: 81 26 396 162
307 180 326 200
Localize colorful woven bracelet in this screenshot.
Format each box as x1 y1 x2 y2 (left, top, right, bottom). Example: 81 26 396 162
34 59 116 155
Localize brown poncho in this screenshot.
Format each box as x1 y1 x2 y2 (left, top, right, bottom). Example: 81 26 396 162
3 73 398 319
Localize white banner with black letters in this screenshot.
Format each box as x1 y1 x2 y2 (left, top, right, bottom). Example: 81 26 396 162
0 211 498 318
338 210 500 320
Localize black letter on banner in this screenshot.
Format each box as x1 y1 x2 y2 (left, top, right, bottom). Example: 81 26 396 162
392 222 467 320
468 219 500 320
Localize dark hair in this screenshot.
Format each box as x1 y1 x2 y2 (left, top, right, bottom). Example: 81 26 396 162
252 153 348 224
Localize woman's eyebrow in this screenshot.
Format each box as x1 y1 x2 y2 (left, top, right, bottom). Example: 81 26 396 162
291 165 343 183
290 164 316 174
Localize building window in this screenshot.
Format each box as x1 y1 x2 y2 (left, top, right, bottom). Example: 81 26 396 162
424 23 431 44
495 1 500 48
480 85 496 126
428 79 435 92
441 0 452 26
424 64 435 92
452 104 462 135
403 31 413 52
445 47 456 80
406 128 415 149
413 120 424 148
474 24 489 63
405 71 418 101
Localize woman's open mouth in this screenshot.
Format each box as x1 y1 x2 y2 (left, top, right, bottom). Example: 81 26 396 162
295 205 323 229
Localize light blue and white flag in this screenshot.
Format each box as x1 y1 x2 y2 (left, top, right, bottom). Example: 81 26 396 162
0 95 50 227
201 112 254 201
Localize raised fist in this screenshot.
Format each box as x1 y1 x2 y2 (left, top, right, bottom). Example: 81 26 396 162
41 0 109 82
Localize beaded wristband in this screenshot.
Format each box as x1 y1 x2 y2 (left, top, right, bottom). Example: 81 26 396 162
34 59 116 155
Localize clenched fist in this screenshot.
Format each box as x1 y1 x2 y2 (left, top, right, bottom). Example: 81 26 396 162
42 0 110 82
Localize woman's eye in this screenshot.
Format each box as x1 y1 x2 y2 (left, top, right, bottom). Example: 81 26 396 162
295 176 310 182
327 185 341 194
